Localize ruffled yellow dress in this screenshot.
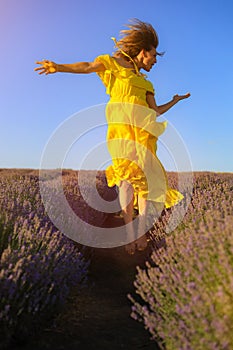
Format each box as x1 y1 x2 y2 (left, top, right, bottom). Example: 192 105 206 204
95 54 183 209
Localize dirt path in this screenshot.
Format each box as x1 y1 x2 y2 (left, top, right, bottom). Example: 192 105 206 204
16 215 160 350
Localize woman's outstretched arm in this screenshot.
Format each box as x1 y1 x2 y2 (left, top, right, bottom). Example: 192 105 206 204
34 60 105 75
146 91 191 116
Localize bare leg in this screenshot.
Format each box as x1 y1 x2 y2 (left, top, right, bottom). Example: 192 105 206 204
119 180 136 254
136 196 149 251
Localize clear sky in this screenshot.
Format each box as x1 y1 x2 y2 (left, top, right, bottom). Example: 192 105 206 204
1 0 233 172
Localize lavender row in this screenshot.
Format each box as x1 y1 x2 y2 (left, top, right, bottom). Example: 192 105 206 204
129 172 233 350
0 173 89 346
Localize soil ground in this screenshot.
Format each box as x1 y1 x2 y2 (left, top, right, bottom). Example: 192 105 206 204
13 214 160 350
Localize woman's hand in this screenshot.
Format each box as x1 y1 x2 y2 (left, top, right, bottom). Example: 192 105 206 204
173 92 191 102
147 91 191 115
34 60 58 75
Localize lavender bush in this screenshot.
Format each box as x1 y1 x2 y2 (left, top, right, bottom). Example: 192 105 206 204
129 172 233 350
0 171 89 346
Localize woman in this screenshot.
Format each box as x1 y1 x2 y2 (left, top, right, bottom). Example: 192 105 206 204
35 19 190 254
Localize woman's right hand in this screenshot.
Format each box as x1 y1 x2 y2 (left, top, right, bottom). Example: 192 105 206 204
34 60 58 75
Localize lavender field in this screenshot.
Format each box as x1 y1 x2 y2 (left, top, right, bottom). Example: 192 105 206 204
0 169 90 348
0 169 232 349
130 171 233 350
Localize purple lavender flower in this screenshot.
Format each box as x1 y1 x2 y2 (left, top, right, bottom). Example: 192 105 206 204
130 172 233 349
0 171 89 347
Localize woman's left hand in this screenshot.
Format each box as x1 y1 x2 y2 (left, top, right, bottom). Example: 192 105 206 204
173 92 191 102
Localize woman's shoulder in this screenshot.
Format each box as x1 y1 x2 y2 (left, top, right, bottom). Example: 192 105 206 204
95 54 135 71
95 54 117 70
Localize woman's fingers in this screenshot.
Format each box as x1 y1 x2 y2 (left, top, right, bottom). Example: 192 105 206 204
34 66 46 75
34 66 44 72
173 92 191 103
34 61 46 74
34 60 57 74
179 93 191 100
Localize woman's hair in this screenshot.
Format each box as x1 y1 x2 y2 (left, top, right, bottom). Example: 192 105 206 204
113 18 163 59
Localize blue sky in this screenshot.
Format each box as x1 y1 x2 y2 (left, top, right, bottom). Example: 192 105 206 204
1 0 233 172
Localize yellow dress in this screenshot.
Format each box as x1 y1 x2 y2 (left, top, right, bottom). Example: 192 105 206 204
95 54 183 209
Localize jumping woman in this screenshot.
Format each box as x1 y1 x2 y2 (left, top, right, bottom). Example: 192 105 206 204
35 19 190 254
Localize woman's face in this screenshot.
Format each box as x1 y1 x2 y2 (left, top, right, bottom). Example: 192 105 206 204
141 47 157 71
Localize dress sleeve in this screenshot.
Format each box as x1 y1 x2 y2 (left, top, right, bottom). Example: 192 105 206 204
145 80 155 95
95 54 116 71
94 55 117 92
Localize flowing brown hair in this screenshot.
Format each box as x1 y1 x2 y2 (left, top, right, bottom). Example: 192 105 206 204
113 18 164 60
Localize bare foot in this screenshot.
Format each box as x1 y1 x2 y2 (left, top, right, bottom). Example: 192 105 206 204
136 235 148 251
125 242 137 255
